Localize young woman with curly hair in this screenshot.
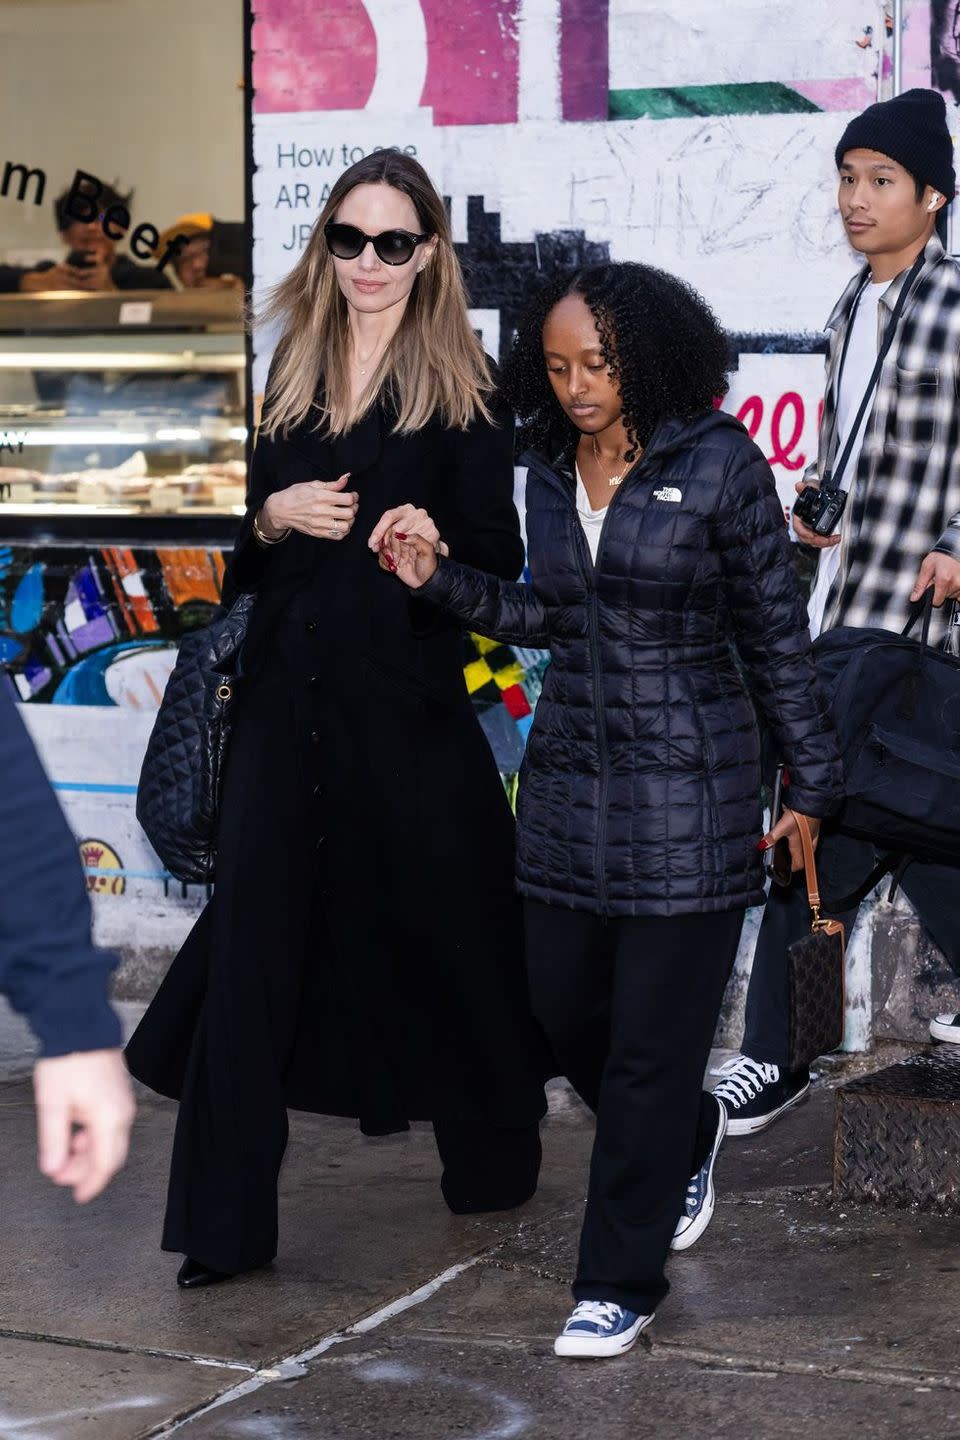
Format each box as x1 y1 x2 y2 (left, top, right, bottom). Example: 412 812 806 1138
379 262 842 1358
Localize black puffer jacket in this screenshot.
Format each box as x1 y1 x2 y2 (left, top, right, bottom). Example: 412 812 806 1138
419 409 843 916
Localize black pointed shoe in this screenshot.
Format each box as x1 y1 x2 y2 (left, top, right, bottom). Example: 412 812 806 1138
176 1256 233 1289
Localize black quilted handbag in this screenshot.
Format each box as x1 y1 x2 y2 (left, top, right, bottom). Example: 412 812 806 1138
786 812 847 1071
136 593 254 883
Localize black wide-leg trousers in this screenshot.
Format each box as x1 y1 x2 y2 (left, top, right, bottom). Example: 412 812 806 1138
524 901 744 1315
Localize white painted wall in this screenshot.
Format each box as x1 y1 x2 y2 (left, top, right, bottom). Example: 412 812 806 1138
0 0 244 262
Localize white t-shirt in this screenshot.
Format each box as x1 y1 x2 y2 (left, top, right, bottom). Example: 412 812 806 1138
807 277 891 639
575 464 608 563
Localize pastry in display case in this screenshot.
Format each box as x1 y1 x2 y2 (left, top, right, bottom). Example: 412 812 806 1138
0 290 248 524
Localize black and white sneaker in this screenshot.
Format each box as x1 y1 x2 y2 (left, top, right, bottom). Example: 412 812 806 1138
712 1054 810 1136
930 1013 960 1044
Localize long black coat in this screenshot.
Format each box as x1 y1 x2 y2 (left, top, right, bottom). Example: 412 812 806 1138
418 410 843 917
127 391 548 1151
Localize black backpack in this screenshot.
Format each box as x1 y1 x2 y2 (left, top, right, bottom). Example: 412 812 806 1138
811 592 960 905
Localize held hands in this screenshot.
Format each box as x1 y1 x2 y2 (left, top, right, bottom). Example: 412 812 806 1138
33 1048 136 1204
378 532 440 589
261 473 358 541
369 505 446 587
791 481 841 549
910 551 960 607
758 807 820 873
368 504 445 556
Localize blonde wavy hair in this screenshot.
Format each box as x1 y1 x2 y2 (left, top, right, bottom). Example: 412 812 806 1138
257 152 493 438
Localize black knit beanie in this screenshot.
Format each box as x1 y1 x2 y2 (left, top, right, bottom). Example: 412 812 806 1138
835 88 955 201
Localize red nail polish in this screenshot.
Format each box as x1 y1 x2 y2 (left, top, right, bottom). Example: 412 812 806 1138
756 839 770 852
385 556 397 572
395 532 408 540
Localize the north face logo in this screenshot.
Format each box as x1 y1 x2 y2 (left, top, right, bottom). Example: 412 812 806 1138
652 486 682 503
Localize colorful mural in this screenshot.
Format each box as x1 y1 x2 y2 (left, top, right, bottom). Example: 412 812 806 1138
0 543 545 772
249 0 952 523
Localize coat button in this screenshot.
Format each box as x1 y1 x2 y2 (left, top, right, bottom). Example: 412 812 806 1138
310 730 321 744
304 619 319 634
307 674 321 687
313 782 325 797
316 835 326 849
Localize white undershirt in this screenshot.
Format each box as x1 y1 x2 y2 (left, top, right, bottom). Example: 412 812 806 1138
807 277 891 639
575 463 609 563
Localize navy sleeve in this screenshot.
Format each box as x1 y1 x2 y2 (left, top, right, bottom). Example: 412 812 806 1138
417 555 551 647
0 683 121 1056
714 442 844 820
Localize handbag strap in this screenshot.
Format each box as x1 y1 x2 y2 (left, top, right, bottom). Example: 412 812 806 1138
794 811 848 950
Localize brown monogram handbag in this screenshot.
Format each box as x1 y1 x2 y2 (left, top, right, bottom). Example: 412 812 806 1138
786 813 847 1071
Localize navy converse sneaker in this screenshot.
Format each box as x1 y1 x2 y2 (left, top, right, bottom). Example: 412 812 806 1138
930 1013 960 1044
712 1054 810 1136
671 1093 726 1251
554 1301 653 1358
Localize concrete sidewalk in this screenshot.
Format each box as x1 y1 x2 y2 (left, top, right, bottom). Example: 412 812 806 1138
2 1040 960 1439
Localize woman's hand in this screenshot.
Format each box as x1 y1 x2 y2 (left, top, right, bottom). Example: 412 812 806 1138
380 532 439 590
759 806 821 873
261 473 357 541
368 504 445 561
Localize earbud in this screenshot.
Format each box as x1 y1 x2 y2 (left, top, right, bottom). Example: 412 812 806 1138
928 192 942 211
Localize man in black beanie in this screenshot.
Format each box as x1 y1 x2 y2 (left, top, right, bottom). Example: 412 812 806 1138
712 88 960 1137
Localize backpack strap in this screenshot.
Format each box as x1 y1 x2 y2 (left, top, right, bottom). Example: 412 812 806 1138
820 851 912 914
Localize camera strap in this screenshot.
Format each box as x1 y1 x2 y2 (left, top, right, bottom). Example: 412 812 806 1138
822 251 925 494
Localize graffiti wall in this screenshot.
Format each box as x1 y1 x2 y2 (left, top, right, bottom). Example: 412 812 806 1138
250 0 947 521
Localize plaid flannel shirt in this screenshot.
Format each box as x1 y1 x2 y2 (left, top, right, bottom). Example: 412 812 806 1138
814 234 960 650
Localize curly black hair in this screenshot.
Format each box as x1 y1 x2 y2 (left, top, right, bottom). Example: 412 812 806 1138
499 262 730 461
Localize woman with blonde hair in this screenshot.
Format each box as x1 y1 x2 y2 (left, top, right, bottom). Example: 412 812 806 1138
127 152 547 1288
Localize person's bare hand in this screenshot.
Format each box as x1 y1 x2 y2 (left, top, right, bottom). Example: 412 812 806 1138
791 480 841 549
73 251 116 291
261 473 357 540
33 1049 136 1204
368 504 443 558
910 550 960 607
380 532 439 589
759 806 820 873
19 264 88 293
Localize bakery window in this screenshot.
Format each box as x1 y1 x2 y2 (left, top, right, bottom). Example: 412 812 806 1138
0 289 246 543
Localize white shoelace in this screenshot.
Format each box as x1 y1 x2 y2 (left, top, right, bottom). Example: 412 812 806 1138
569 1300 623 1328
713 1056 780 1109
712 1054 747 1078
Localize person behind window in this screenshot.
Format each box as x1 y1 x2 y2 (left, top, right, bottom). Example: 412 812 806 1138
156 214 244 291
0 181 171 294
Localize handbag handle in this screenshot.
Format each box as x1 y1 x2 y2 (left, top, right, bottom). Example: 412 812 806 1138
792 812 847 952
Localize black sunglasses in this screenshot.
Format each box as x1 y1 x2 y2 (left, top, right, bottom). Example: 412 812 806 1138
324 222 431 266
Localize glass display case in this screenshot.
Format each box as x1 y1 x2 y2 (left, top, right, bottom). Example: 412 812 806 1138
0 290 247 542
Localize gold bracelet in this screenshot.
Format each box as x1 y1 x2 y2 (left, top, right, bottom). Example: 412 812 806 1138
252 510 290 546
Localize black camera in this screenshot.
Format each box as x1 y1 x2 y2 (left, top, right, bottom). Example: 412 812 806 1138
792 484 847 536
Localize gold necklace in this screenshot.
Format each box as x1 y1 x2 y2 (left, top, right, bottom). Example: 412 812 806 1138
592 434 628 487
